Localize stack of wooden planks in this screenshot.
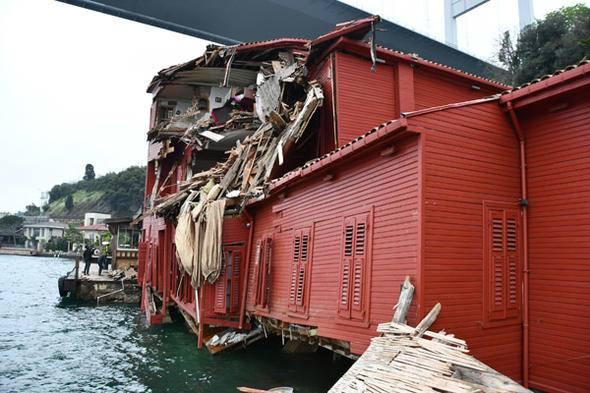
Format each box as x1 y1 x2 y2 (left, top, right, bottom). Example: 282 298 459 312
329 278 531 393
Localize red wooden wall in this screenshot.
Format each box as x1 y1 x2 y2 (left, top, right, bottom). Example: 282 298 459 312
334 52 396 146
246 134 421 354
518 90 590 393
408 102 523 380
413 67 498 111
330 51 503 148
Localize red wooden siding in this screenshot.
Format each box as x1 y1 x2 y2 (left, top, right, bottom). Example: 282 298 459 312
311 56 336 155
247 135 420 354
519 91 590 393
334 52 396 146
410 102 523 380
413 68 498 111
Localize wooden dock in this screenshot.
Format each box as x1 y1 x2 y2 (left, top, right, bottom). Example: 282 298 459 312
59 259 140 304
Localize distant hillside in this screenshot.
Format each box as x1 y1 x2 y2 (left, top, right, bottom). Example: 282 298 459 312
46 166 145 219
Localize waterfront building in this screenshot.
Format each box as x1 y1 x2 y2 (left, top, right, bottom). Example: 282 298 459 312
23 221 67 250
137 17 589 393
105 217 140 270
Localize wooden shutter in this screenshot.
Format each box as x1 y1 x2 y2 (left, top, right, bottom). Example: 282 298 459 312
338 218 355 318
289 229 311 314
262 238 272 308
254 240 263 306
214 250 228 313
339 213 370 321
485 205 521 322
351 216 367 319
489 211 506 320
297 229 310 306
289 232 301 312
230 250 242 313
505 211 519 319
137 241 148 284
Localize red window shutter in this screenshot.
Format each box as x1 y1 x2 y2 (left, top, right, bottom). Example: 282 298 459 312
230 250 242 313
338 218 355 318
254 240 263 306
138 241 148 283
505 213 520 318
351 216 367 320
296 229 310 307
489 212 506 320
289 232 301 311
262 238 272 308
485 205 521 322
214 251 228 313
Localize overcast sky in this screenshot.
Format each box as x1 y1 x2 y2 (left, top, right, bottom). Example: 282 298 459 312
0 0 586 213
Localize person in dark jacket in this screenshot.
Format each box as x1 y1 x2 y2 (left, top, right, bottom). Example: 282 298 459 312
98 250 107 276
83 245 93 275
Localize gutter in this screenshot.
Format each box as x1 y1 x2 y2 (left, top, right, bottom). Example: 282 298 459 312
505 101 530 387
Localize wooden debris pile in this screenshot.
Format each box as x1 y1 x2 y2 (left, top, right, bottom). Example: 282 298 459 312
329 278 531 393
143 42 324 287
206 327 264 355
152 79 323 220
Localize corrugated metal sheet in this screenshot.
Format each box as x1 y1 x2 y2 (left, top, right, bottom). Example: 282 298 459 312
334 52 396 146
521 91 590 393
247 135 420 354
409 101 523 380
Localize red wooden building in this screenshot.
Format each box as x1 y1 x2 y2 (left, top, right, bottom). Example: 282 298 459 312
139 17 589 393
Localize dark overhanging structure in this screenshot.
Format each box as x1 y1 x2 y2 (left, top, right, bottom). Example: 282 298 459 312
56 0 506 79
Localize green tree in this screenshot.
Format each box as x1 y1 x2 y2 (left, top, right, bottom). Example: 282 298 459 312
0 215 24 228
498 4 590 85
24 204 41 216
65 194 74 211
64 224 83 245
84 164 96 181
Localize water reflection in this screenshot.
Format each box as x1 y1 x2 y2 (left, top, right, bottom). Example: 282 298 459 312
0 256 350 393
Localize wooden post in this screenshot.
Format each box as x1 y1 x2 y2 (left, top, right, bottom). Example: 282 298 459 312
392 276 414 323
413 303 441 338
74 257 80 281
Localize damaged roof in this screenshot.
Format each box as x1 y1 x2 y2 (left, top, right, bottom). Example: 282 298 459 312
148 16 508 95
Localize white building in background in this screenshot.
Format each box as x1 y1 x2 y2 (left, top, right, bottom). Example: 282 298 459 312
23 221 67 250
83 212 111 226
77 223 109 244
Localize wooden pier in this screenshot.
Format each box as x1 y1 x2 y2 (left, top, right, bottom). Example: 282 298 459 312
58 258 140 304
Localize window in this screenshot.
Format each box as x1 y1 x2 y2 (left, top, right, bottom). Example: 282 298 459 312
117 227 140 250
483 203 521 324
214 247 243 315
289 227 313 316
338 210 372 323
254 237 273 310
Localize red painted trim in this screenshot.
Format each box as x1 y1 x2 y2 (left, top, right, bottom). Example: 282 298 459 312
403 95 500 118
416 133 425 321
500 62 590 105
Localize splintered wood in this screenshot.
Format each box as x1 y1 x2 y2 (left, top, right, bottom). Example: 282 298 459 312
329 277 530 393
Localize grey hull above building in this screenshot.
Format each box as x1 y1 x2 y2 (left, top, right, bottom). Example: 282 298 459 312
56 0 505 78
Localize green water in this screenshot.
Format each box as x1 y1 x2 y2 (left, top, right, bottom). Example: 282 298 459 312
0 255 351 392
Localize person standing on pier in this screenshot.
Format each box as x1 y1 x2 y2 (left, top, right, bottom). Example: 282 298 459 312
82 245 93 275
98 249 107 276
